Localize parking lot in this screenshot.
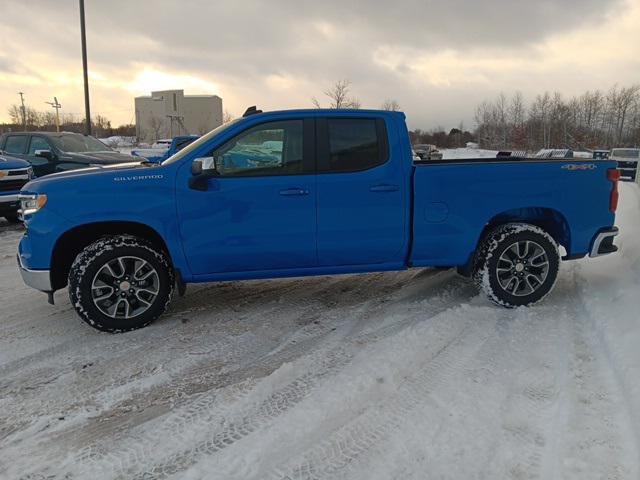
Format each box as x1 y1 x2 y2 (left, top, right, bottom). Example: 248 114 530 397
2 183 640 479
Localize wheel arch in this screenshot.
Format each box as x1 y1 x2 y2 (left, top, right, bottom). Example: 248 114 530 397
480 207 569 252
51 221 172 291
458 207 570 277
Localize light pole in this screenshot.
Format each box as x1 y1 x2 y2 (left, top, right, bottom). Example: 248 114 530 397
79 0 91 135
18 92 26 131
45 97 62 132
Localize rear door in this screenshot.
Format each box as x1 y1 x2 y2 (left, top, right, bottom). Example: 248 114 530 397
316 117 406 266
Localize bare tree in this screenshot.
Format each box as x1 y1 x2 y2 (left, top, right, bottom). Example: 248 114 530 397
223 110 235 124
473 84 640 150
7 105 22 124
312 80 361 109
381 99 401 111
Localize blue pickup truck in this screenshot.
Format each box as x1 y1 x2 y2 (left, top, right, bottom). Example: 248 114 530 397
17 108 620 332
0 154 33 222
131 135 200 163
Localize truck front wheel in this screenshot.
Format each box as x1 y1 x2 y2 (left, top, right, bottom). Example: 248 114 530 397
68 235 174 332
474 223 560 308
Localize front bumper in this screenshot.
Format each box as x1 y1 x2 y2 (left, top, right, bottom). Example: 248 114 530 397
17 253 52 292
589 227 619 258
0 194 19 213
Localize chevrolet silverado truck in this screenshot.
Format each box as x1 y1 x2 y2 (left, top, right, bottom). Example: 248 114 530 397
0 153 33 222
17 108 620 332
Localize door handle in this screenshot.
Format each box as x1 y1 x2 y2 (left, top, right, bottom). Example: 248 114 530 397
370 184 399 192
279 188 309 196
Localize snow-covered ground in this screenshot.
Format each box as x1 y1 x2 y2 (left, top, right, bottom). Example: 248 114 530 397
440 147 499 159
1 183 640 479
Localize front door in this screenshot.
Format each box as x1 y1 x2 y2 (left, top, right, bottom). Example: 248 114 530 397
26 136 57 177
176 118 317 275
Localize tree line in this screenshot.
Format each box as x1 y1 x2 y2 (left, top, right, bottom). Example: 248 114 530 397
2 104 135 138
474 85 640 151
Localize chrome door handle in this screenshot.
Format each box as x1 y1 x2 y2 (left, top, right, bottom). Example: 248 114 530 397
279 188 309 196
370 184 399 192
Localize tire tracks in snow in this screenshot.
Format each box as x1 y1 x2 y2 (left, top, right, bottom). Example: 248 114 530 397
568 265 640 478
56 272 473 479
264 300 568 480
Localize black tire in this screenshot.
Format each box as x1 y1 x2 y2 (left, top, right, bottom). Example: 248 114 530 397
4 213 20 223
473 223 560 308
68 235 174 332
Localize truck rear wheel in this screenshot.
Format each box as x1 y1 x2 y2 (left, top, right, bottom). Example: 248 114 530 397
68 235 174 332
473 223 560 308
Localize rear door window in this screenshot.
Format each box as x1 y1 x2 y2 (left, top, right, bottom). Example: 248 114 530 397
3 135 28 154
324 118 388 173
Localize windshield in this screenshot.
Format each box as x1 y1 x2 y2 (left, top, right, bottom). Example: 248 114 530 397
162 119 241 165
51 134 113 153
611 148 640 159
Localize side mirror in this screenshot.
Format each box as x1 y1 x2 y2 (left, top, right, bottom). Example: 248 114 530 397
189 157 220 191
34 149 53 160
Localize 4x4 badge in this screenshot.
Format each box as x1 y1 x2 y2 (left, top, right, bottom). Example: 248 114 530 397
561 164 596 171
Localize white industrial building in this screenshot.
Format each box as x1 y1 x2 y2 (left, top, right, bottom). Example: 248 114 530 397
135 89 223 143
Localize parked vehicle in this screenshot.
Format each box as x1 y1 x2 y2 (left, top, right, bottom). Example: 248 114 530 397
592 150 610 160
535 149 574 159
413 144 443 160
152 139 173 149
17 108 620 332
610 148 639 181
0 154 32 222
131 135 200 163
0 132 139 177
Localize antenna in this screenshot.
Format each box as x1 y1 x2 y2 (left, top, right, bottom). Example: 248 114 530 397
242 106 263 117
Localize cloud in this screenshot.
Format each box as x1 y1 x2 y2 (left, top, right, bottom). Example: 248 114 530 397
0 0 637 129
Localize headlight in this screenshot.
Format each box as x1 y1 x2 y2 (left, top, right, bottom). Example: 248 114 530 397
19 193 48 216
27 167 34 179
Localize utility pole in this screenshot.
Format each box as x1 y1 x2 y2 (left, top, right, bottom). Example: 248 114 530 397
45 97 62 132
79 0 91 135
17 92 26 131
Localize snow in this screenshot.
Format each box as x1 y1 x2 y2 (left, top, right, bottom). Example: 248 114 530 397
440 147 498 159
99 136 136 148
1 183 640 479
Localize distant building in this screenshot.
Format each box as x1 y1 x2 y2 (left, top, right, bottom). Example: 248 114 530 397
135 89 222 143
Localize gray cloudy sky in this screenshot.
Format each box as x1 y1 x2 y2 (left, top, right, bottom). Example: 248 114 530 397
1 0 639 130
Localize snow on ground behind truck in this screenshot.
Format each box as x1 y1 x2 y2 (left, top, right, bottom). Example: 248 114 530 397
1 183 640 479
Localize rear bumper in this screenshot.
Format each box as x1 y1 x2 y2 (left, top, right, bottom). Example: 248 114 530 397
589 227 619 258
17 253 52 292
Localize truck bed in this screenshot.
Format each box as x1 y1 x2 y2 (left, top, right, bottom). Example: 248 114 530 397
410 158 617 267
